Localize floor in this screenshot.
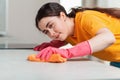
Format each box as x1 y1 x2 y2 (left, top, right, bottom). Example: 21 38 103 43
0 49 120 80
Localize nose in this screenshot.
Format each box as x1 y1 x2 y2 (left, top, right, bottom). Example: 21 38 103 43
48 28 56 38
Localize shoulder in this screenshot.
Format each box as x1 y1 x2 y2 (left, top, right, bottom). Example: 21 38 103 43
76 10 107 18
83 10 105 16
75 10 109 23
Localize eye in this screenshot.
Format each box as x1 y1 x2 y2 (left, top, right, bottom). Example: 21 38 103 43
48 23 54 29
48 24 52 29
42 30 48 34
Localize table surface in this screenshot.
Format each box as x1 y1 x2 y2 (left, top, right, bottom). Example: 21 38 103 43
0 49 120 80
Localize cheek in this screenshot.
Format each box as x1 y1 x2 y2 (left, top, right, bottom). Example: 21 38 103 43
46 33 53 39
55 23 67 32
38 22 44 30
55 26 65 33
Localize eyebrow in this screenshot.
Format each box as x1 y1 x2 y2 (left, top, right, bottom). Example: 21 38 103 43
46 21 51 28
41 21 50 33
42 30 47 33
41 20 52 32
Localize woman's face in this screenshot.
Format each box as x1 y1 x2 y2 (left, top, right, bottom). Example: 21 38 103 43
38 13 72 41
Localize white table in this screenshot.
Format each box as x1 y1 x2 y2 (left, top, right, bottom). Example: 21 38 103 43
0 49 120 80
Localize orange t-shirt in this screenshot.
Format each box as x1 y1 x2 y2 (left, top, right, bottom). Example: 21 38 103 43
65 10 120 62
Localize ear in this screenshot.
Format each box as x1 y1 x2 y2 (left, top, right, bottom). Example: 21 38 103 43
59 12 67 21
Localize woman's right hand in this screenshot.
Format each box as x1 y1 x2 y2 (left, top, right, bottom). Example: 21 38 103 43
33 42 50 51
33 40 66 51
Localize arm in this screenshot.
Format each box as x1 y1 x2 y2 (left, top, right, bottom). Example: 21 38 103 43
33 40 67 51
36 28 116 60
88 28 116 53
83 14 116 52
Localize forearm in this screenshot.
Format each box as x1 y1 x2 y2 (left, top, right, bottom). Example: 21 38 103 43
34 40 67 51
88 28 116 53
50 40 67 48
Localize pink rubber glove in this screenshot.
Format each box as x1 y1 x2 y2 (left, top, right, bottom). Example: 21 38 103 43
33 40 66 51
36 41 92 60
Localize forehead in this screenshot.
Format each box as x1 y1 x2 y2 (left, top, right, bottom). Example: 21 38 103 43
38 16 58 30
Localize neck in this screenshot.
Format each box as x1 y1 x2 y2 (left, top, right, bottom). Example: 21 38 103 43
66 17 75 36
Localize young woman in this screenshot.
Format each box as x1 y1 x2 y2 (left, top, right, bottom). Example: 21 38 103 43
34 2 120 68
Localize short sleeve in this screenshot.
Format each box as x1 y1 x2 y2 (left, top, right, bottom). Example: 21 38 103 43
81 13 107 36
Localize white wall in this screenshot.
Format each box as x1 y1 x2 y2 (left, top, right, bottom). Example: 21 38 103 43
60 0 82 13
97 0 120 8
97 0 107 7
6 0 59 44
107 0 120 8
81 0 120 8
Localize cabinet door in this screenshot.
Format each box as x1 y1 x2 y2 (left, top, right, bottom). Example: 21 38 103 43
0 0 6 36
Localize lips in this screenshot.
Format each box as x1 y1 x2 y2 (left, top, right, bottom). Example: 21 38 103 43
55 34 59 39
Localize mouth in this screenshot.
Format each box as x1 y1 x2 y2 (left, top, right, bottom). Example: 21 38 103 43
55 34 59 39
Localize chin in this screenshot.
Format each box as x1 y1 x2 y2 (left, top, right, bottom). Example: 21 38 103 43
55 38 63 41
57 35 67 41
60 39 64 41
59 37 67 41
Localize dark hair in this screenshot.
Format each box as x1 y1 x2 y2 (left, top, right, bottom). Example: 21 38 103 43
35 2 67 30
68 7 120 18
35 2 120 30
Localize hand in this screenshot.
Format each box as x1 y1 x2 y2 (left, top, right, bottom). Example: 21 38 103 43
33 42 50 51
33 40 66 51
36 41 92 61
36 47 69 61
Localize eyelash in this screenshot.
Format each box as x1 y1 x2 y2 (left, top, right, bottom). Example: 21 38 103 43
43 30 48 34
48 24 54 29
43 23 55 34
